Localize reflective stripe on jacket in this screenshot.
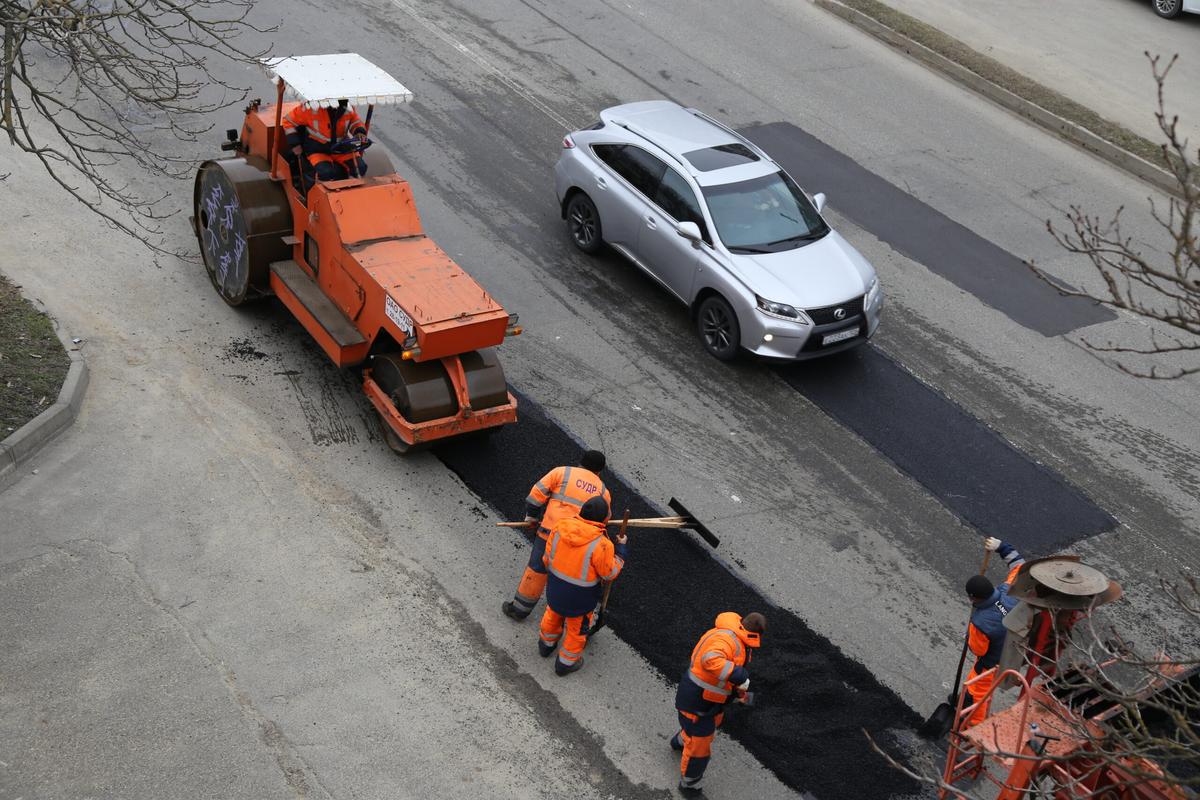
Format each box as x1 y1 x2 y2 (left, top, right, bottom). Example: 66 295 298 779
525 465 611 540
282 104 366 153
677 612 752 711
968 558 1024 672
542 516 625 618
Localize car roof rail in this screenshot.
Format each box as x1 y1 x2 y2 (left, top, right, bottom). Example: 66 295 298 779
685 108 772 162
609 117 693 174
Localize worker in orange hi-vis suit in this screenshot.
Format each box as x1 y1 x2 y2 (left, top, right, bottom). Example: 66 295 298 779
281 99 369 183
537 496 627 676
671 611 767 796
963 536 1026 728
501 450 611 621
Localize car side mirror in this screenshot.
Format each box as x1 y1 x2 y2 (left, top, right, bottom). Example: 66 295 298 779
813 192 827 213
676 221 702 244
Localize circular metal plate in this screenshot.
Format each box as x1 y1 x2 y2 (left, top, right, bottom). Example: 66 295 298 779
193 158 291 306
195 162 253 304
1028 560 1110 595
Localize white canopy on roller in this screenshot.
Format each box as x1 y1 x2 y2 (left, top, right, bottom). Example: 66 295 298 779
262 53 414 107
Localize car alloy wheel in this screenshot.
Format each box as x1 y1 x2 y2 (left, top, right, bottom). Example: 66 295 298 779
1153 0 1182 17
696 296 741 361
566 193 603 254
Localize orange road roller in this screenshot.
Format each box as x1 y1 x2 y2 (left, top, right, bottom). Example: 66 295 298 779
193 54 520 452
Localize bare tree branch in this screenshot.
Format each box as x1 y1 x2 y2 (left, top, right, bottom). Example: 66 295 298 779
1030 53 1199 379
1 0 275 253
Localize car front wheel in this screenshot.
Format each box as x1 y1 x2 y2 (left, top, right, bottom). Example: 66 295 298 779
696 295 741 361
1153 0 1183 17
566 193 603 254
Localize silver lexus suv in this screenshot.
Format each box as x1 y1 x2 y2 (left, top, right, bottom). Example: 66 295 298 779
554 101 882 361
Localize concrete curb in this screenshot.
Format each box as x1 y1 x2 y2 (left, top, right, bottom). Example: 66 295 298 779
813 0 1184 199
0 327 88 490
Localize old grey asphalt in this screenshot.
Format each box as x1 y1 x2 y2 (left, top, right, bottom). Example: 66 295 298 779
2 0 1197 797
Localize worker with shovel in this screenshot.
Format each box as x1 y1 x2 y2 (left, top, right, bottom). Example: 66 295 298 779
502 450 610 621
537 496 627 676
671 611 766 796
963 536 1026 727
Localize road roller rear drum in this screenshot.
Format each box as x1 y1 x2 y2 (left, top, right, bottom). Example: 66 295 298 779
193 157 292 306
370 349 509 423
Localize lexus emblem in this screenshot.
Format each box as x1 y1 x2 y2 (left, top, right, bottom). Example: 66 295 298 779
833 307 846 320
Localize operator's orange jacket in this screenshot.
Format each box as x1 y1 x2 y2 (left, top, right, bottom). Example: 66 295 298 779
541 516 626 617
676 612 760 711
525 466 611 540
282 104 367 163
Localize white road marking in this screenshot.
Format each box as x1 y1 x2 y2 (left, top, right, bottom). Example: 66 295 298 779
387 0 576 131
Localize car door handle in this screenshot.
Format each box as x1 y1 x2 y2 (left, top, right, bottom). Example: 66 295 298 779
645 216 657 230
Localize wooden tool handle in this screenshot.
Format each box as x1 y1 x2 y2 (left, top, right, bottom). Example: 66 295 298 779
496 518 686 529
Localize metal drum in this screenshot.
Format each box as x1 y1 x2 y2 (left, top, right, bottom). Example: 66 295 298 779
193 157 292 305
460 348 509 410
371 353 458 424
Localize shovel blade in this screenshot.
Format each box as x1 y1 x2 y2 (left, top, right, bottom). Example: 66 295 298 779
668 498 720 548
918 702 955 739
587 611 607 636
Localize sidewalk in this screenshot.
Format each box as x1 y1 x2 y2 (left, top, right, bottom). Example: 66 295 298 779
878 0 1200 147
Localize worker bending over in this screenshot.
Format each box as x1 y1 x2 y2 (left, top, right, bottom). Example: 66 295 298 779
963 536 1025 727
672 611 766 795
537 496 626 676
502 450 611 621
281 98 369 183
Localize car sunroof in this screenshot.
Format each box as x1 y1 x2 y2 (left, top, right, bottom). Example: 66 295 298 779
683 143 760 171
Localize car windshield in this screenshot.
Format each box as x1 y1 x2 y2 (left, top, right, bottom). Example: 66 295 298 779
701 171 830 252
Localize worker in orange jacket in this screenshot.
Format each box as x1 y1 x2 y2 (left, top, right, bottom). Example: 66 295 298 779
502 450 611 621
671 611 767 795
281 99 369 183
537 496 626 676
963 536 1025 727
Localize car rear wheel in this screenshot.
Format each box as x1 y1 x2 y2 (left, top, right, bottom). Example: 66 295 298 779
1153 0 1183 17
566 193 603 254
696 295 741 361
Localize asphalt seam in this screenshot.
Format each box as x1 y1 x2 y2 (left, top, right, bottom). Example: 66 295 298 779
811 0 1187 199
0 323 88 490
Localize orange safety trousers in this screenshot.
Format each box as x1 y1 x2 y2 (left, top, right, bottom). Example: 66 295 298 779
305 151 361 168
676 709 724 784
965 667 996 728
509 535 550 617
538 606 594 665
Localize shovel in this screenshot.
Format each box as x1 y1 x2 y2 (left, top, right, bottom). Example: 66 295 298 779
496 497 719 548
587 509 630 636
919 546 992 739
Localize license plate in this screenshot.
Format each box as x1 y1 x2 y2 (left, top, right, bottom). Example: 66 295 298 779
822 328 858 346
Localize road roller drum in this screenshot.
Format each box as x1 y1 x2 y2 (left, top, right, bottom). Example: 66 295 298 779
371 349 510 423
371 353 459 424
193 157 292 305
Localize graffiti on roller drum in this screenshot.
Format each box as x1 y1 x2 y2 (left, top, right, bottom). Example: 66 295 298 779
201 177 248 295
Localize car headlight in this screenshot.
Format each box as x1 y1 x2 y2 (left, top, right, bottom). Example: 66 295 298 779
865 276 881 307
756 295 806 322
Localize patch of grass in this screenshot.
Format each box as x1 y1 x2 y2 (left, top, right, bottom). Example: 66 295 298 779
836 0 1177 172
0 273 70 436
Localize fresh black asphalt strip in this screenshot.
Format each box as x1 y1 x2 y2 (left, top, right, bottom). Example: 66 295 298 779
435 392 924 800
777 345 1116 554
741 122 1117 337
